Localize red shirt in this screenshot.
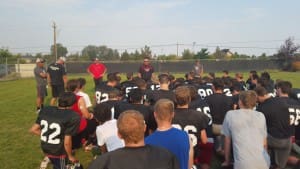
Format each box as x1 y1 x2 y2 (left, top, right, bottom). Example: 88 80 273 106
71 95 87 132
88 63 106 79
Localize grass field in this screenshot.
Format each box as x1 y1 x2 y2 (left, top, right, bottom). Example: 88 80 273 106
0 70 299 169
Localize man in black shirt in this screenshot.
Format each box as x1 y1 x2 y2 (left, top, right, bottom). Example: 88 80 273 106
88 110 179 169
95 73 120 104
120 72 138 101
138 57 154 83
204 78 233 154
114 88 156 135
47 57 67 106
173 86 209 169
30 92 80 169
188 86 214 169
147 74 175 105
255 86 291 169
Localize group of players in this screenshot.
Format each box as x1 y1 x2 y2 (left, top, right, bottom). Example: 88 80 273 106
31 56 300 169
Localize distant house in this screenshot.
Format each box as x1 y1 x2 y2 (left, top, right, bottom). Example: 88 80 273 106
21 55 35 63
221 49 233 58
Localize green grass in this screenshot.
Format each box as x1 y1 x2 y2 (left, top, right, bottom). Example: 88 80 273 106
0 71 299 169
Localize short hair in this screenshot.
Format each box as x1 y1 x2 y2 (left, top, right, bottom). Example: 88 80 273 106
239 91 257 109
144 56 150 60
66 79 79 92
117 110 145 144
78 78 86 89
231 81 242 92
169 74 175 81
261 72 271 80
252 74 259 80
158 74 170 84
108 88 120 99
175 86 191 106
276 81 292 94
254 86 267 97
188 85 198 100
223 70 229 74
208 72 215 79
126 72 133 80
235 73 243 79
154 99 174 121
133 77 147 89
128 88 143 103
250 70 257 75
107 73 120 82
212 78 224 90
58 92 76 107
94 103 112 123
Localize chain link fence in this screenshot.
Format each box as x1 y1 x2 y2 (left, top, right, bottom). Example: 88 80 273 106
0 57 22 81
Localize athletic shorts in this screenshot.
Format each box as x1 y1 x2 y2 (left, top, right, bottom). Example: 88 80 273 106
37 85 47 98
197 142 214 165
51 85 65 97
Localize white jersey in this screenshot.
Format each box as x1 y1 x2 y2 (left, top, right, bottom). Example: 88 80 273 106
96 119 124 152
77 91 92 108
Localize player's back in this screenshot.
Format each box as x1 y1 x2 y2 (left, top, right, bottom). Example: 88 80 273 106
95 84 118 104
38 106 80 156
147 89 175 105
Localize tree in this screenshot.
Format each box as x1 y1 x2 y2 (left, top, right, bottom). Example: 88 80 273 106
194 48 209 59
257 53 267 60
213 46 224 60
277 37 300 70
182 49 194 60
82 45 99 60
0 48 13 62
121 50 131 61
141 45 152 59
50 43 68 57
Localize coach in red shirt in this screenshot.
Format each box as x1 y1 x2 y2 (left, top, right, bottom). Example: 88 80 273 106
87 58 107 88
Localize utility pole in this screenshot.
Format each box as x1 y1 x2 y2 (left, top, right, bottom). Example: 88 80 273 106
52 22 57 61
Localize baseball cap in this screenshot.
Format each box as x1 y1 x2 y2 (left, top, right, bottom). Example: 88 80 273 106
59 56 66 62
36 58 45 63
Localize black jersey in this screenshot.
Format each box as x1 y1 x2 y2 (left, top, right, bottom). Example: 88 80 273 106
95 84 118 104
205 93 233 124
223 86 233 97
47 63 66 85
189 98 213 139
196 83 213 99
88 145 180 169
279 97 300 139
256 97 291 139
232 94 240 109
114 102 156 135
290 88 300 102
36 106 80 156
97 100 123 119
147 89 176 105
147 82 160 91
120 80 138 99
172 108 209 164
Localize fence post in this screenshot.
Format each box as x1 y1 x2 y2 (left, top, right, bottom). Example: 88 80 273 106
5 57 8 76
17 58 20 73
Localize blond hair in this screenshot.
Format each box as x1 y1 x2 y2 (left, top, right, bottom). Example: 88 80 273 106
117 110 145 144
154 99 174 121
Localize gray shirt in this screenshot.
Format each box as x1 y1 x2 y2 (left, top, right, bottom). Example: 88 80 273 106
222 109 270 169
34 66 47 86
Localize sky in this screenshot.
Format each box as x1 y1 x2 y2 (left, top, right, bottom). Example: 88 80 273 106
0 0 300 56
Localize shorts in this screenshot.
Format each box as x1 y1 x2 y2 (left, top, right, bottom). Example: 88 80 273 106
197 142 214 165
51 84 65 98
267 135 291 169
37 85 47 98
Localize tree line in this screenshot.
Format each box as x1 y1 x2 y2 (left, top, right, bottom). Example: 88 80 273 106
1 37 299 70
